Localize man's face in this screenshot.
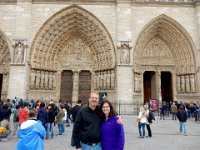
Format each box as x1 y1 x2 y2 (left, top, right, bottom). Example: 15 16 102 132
89 92 99 108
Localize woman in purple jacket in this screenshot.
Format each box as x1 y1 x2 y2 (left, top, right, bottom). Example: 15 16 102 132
100 100 125 150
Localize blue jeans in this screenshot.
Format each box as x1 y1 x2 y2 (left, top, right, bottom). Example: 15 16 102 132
138 123 146 137
58 124 64 135
81 143 102 150
179 122 187 134
46 122 54 139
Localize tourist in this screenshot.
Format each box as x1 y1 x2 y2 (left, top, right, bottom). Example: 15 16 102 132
100 100 125 150
16 109 46 150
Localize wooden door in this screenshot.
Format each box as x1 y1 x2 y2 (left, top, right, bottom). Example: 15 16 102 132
60 70 73 103
78 70 91 105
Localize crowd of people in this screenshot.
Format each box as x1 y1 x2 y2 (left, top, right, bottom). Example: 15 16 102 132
0 92 125 150
0 94 200 149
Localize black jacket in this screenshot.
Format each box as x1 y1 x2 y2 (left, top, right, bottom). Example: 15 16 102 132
72 106 101 149
177 110 187 122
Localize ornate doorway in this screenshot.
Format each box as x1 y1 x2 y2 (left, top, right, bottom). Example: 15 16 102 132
60 70 73 103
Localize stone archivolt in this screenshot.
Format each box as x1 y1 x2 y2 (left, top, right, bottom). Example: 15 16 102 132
0 30 11 99
29 5 115 72
134 14 197 98
134 14 196 75
0 33 10 74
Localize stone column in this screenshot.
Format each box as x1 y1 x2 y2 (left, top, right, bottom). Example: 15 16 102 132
156 71 162 103
72 71 79 104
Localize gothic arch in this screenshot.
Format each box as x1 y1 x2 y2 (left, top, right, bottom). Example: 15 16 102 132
0 29 11 99
134 14 196 74
29 4 116 71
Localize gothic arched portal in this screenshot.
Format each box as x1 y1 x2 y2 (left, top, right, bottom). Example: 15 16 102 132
29 5 116 103
0 29 11 100
133 14 197 103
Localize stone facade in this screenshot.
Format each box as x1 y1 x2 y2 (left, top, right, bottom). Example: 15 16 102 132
0 0 200 113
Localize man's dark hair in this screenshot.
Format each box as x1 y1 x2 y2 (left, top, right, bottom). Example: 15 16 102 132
40 102 45 108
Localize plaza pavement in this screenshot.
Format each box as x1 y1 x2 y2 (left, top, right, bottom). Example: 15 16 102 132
0 115 200 150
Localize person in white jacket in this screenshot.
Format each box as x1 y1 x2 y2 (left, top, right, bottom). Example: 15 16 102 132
138 106 147 138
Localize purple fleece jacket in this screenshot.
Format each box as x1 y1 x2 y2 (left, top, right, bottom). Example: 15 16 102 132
101 116 125 150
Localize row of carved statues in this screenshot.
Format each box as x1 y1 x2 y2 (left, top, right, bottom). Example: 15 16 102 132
94 70 115 90
176 74 196 93
30 69 56 90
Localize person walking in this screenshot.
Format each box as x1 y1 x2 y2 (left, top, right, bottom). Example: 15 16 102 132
177 105 188 136
137 106 147 138
171 102 178 120
16 109 46 150
100 100 125 150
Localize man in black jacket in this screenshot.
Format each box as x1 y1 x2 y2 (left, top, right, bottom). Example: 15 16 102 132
72 91 102 150
177 105 188 136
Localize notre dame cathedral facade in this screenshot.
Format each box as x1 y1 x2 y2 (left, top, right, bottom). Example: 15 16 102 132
0 0 200 113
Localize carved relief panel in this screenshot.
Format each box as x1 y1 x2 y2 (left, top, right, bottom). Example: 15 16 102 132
29 69 56 91
176 74 196 93
94 69 115 90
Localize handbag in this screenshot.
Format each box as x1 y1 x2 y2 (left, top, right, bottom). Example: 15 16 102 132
136 117 141 123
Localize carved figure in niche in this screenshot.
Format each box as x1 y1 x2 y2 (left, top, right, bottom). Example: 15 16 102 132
111 70 115 89
120 43 130 64
40 71 44 89
190 75 195 92
99 73 103 90
49 73 53 90
52 74 56 90
180 76 185 92
73 72 79 91
44 72 49 90
134 74 141 92
106 72 111 90
35 71 40 89
185 75 190 93
15 42 25 64
176 76 181 92
2 74 8 91
30 70 36 89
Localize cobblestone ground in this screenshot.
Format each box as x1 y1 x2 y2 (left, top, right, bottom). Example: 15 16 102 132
0 115 200 150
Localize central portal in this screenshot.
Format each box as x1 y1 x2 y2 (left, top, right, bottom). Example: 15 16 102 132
143 71 173 104
60 70 91 104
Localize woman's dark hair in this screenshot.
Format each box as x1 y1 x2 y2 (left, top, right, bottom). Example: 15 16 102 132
100 100 116 120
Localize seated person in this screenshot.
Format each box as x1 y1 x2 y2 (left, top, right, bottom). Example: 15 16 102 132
0 118 11 140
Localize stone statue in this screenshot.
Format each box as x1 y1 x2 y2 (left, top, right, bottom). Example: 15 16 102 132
176 76 181 92
111 70 115 89
35 70 40 89
44 71 49 90
185 75 190 92
52 73 56 90
30 70 36 89
15 42 24 64
120 44 130 64
40 71 44 89
190 74 195 92
180 76 185 92
134 74 141 92
49 73 53 90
